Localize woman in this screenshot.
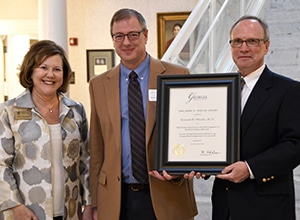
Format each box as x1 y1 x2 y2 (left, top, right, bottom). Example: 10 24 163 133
0 40 92 220
164 23 182 52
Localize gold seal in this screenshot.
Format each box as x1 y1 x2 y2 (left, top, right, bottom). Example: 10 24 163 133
173 144 185 156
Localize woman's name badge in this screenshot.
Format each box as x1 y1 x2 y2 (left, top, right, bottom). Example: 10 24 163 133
14 109 32 120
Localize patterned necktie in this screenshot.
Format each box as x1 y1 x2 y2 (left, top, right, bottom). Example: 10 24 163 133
241 78 245 91
128 71 148 183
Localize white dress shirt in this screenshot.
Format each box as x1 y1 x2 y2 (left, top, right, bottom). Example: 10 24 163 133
241 64 265 112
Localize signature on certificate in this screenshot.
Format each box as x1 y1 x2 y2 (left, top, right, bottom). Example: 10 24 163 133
200 149 221 156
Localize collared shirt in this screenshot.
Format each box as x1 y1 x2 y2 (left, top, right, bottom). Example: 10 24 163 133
241 64 265 112
120 53 150 183
241 63 265 179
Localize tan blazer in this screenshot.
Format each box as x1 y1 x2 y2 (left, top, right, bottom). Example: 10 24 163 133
89 56 198 220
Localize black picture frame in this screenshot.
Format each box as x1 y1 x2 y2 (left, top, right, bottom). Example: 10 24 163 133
86 49 115 81
155 73 241 174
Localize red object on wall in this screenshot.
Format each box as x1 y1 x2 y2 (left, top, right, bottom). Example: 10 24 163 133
69 38 78 46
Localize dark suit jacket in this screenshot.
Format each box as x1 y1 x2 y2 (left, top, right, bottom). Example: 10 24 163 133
212 66 300 220
89 56 198 220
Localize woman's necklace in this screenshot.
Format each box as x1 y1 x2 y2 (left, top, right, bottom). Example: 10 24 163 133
32 93 60 124
34 101 58 114
32 94 59 114
45 105 55 113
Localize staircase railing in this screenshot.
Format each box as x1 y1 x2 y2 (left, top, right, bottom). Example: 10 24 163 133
161 0 266 74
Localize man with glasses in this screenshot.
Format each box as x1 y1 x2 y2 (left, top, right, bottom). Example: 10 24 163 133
210 15 300 220
89 8 197 220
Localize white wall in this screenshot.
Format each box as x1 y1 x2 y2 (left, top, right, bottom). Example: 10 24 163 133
5 35 30 99
0 37 4 103
0 0 37 101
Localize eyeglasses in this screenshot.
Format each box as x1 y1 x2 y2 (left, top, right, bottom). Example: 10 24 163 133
229 38 266 48
111 29 145 42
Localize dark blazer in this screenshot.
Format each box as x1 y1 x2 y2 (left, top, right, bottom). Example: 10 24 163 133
89 56 198 220
212 66 300 220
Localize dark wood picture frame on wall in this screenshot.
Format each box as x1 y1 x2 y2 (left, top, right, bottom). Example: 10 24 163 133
86 49 115 81
157 12 191 59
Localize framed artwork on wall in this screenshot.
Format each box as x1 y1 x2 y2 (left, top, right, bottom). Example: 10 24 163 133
157 12 191 59
86 49 115 81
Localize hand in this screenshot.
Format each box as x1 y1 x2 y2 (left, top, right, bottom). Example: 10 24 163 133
148 170 180 181
82 205 93 220
216 161 250 183
12 204 38 220
183 171 207 180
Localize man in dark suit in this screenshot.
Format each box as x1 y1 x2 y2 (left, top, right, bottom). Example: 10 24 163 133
210 15 300 220
89 8 197 220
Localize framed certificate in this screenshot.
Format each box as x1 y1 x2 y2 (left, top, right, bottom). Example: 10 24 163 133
155 73 241 174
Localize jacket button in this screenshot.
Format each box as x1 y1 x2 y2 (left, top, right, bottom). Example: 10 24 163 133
262 178 267 182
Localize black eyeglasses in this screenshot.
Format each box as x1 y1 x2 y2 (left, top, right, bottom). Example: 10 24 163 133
111 29 145 42
229 38 266 48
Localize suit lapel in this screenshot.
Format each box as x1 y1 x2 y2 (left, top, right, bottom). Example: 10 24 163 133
104 66 122 146
241 67 272 136
145 57 167 146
